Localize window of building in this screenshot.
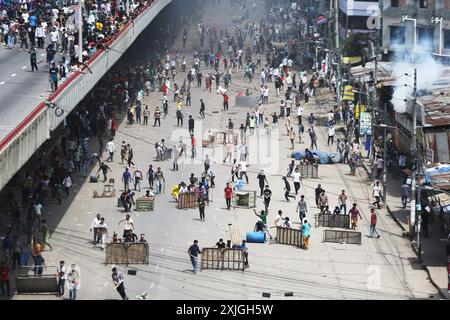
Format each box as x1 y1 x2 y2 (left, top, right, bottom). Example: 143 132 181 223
390 26 405 45
419 0 428 8
391 0 400 7
418 27 434 50
444 30 450 49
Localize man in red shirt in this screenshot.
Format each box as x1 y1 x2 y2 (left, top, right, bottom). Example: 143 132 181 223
191 136 197 158
370 208 380 238
224 183 233 210
349 203 362 229
0 261 10 296
222 92 229 111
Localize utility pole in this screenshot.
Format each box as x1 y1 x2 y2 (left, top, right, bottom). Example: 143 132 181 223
382 102 387 204
334 0 341 109
410 68 417 239
78 0 83 64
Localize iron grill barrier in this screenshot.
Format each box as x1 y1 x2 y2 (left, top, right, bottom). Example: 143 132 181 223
177 191 199 209
200 248 246 272
323 230 362 245
105 242 149 265
317 213 350 229
276 227 301 247
297 163 319 179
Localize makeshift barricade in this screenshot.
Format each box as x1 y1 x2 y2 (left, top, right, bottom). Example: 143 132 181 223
323 230 362 245
15 266 58 294
200 248 246 271
177 191 198 209
105 242 149 265
296 163 319 179
135 197 155 212
233 190 256 208
276 227 301 247
317 213 350 229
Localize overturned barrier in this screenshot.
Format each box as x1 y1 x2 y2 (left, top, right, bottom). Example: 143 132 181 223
233 190 257 208
135 197 155 212
105 242 149 265
276 227 301 247
297 163 319 179
177 191 198 209
323 229 362 245
200 248 246 272
317 213 350 229
15 265 58 294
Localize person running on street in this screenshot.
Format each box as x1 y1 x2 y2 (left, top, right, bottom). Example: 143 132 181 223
282 177 296 202
256 170 269 196
112 267 129 300
297 195 308 221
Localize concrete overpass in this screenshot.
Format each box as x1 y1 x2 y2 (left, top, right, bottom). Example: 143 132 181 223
0 0 172 191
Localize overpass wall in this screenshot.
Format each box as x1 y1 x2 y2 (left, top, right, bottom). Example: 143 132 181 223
0 0 172 191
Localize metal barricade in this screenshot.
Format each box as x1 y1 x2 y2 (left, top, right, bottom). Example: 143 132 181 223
276 227 301 247
317 213 350 229
233 190 257 208
16 265 58 294
200 248 245 272
105 242 149 265
135 197 155 211
235 96 258 108
177 191 198 209
323 230 362 245
297 163 319 179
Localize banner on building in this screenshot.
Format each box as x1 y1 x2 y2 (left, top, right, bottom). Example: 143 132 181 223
343 85 355 101
359 112 372 135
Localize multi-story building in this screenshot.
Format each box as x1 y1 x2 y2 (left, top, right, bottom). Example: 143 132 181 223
339 0 381 38
383 0 450 57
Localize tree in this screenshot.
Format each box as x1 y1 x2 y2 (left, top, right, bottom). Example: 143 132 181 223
343 33 364 57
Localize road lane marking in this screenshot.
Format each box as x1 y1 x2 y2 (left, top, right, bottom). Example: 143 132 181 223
150 283 154 289
0 82 5 85
11 74 16 77
22 66 26 69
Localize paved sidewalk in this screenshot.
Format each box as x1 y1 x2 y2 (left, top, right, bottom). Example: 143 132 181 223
361 158 448 299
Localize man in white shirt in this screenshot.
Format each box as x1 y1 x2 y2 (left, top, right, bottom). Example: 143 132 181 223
238 160 249 184
90 213 102 244
372 181 381 209
327 125 335 145
106 139 115 162
292 167 302 194
57 260 67 297
327 110 334 125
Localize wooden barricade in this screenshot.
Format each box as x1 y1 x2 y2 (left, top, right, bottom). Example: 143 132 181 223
276 227 301 247
177 191 198 209
233 190 257 208
317 213 350 229
228 224 242 247
297 163 319 179
323 230 362 245
135 197 155 212
200 248 245 272
105 242 149 265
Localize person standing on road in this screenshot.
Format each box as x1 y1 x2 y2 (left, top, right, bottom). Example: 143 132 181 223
289 127 296 149
199 99 206 118
372 181 381 209
369 208 381 238
155 167 165 194
106 139 115 162
240 240 249 267
263 185 272 211
256 170 269 197
338 190 348 214
301 219 311 249
198 194 207 221
297 195 308 221
314 184 324 208
30 47 38 72
401 181 410 209
133 167 143 192
90 214 101 244
327 125 335 145
308 128 318 150
122 168 132 191
188 240 202 274
282 177 296 202
118 214 135 241
62 174 72 198
112 267 129 300
147 165 155 190
67 264 80 300
319 191 329 213
224 182 233 210
349 203 363 229
56 260 66 297
0 262 11 296
292 167 301 194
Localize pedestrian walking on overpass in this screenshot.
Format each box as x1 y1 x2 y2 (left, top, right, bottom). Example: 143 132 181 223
112 267 129 300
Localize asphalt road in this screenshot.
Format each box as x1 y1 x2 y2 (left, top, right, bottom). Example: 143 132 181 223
0 45 53 142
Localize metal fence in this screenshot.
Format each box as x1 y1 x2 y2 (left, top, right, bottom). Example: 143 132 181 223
297 163 319 179
105 242 149 265
323 230 362 245
276 227 301 247
317 213 350 229
135 197 155 211
233 190 257 208
200 248 246 272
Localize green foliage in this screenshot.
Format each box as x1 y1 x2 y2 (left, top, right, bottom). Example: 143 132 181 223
343 33 364 57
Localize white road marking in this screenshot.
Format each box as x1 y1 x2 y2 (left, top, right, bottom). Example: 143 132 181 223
22 66 26 69
11 74 16 77
0 82 5 85
160 247 164 252
150 282 154 289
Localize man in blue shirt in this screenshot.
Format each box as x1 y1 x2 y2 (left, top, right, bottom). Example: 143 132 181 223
188 240 202 274
122 168 132 191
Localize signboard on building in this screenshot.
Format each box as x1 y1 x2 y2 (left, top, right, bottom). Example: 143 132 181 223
359 112 372 135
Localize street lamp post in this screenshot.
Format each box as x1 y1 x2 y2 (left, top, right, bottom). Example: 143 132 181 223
402 15 417 63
